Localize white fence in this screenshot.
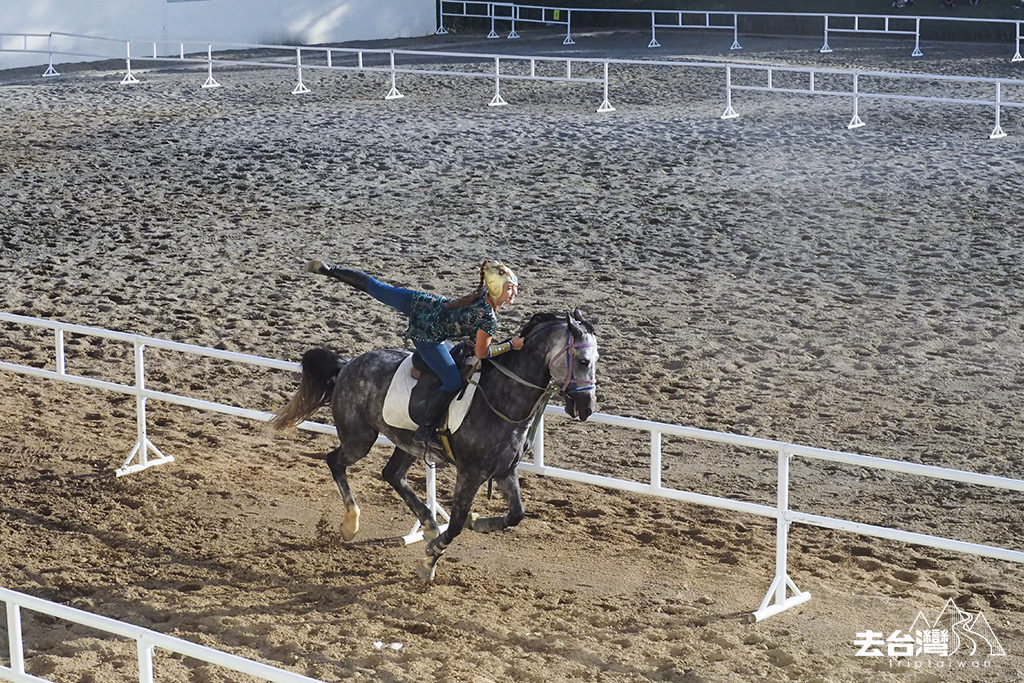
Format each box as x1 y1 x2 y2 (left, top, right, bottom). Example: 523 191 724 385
2 312 1024 622
439 1 1024 61
1 587 323 683
2 32 1022 138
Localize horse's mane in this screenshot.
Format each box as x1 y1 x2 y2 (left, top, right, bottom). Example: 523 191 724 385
519 311 595 338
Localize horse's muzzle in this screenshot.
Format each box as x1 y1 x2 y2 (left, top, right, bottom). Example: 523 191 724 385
566 394 594 421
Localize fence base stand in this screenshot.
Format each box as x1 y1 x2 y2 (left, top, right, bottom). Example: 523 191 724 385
990 124 1007 140
563 35 575 46
507 29 520 39
912 47 923 57
489 93 508 106
202 75 221 89
1013 51 1023 62
648 38 661 48
42 65 60 78
820 43 832 54
730 40 742 51
752 574 812 622
487 30 500 39
435 25 449 35
120 72 139 85
116 438 174 478
402 512 450 546
721 105 739 120
848 115 865 129
385 86 404 100
292 81 310 95
597 99 615 113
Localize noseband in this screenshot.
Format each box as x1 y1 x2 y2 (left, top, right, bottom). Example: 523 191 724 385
547 326 597 395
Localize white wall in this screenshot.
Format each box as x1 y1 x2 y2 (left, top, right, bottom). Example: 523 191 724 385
0 0 436 69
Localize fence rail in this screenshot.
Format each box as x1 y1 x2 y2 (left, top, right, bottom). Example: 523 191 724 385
1 587 323 683
2 31 1021 137
439 1 1024 61
2 312 1023 622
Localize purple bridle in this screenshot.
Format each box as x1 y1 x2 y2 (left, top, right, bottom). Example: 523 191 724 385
547 326 597 395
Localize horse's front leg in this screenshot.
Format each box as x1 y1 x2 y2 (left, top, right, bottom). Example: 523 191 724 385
417 469 486 581
382 448 440 541
467 470 524 534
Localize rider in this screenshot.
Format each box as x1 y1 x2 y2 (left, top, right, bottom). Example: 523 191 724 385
306 258 525 450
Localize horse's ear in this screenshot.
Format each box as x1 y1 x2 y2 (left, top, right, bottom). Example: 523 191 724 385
572 307 595 332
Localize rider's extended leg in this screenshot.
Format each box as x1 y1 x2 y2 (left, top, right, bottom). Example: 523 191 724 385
412 341 462 450
306 261 415 314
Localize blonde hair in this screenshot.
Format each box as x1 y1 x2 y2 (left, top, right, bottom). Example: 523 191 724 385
444 259 518 310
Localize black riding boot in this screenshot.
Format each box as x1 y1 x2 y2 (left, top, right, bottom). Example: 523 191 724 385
414 388 460 451
306 260 369 292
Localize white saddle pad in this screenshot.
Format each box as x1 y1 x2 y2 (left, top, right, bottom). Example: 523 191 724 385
382 354 479 434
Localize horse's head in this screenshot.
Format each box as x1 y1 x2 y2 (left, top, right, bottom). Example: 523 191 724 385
522 309 598 421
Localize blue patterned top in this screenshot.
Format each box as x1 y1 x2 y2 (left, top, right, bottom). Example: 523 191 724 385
404 288 498 343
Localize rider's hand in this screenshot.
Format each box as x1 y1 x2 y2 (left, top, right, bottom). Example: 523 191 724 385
511 336 525 351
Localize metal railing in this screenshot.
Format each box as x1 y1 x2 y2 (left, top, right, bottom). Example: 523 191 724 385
2 312 1023 621
1 587 322 683
439 1 1024 61
2 32 1022 137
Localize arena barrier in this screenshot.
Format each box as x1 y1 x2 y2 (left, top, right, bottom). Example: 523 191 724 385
439 1 1024 61
2 311 1024 622
0 587 324 683
2 32 1022 138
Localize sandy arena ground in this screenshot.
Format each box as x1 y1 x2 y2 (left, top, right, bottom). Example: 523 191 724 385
2 28 1024 682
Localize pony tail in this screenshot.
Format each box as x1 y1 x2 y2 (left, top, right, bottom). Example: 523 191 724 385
442 261 487 310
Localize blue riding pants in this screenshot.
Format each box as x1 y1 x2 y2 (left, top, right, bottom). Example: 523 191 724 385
365 277 463 393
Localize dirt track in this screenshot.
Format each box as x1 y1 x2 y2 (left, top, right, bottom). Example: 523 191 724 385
2 29 1024 682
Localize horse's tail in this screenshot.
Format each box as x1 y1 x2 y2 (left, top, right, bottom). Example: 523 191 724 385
269 347 347 431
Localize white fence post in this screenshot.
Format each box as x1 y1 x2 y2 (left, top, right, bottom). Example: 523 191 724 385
489 56 507 106
6 601 25 676
730 13 741 51
292 47 310 94
753 448 812 622
990 81 1007 139
137 638 156 683
597 60 614 113
820 15 832 54
116 341 173 477
650 431 662 488
848 72 865 129
1014 22 1023 62
912 17 923 57
42 32 59 77
121 40 139 85
532 415 545 468
563 10 575 46
54 328 65 375
721 65 738 119
385 50 403 100
202 44 220 89
648 11 661 48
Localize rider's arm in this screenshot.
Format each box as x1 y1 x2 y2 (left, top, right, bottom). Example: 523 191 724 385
475 329 524 359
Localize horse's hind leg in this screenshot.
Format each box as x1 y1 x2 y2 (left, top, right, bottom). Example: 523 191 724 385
467 471 525 534
325 431 377 541
417 469 486 581
382 448 440 541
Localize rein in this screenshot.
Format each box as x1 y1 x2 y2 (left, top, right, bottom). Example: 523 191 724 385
472 320 597 450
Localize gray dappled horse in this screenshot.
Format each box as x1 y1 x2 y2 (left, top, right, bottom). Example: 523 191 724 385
271 311 598 580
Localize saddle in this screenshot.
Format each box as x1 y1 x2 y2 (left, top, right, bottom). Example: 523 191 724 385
382 343 481 435
409 341 475 386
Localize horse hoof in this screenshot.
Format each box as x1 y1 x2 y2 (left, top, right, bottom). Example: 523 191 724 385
467 512 480 531
416 557 437 582
340 506 360 541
